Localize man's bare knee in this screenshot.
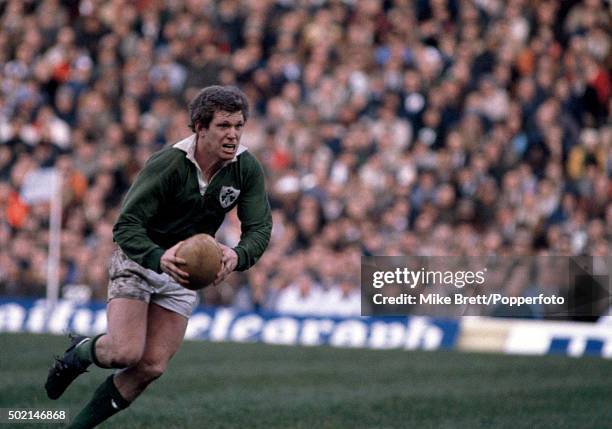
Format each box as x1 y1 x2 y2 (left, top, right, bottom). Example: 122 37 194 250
134 359 166 383
109 344 143 368
94 335 144 368
112 358 166 402
103 298 148 368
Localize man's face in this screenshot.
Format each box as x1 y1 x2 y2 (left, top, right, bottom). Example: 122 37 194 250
198 110 245 161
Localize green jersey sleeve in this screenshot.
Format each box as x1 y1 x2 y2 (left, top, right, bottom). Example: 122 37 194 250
112 150 178 273
233 154 272 271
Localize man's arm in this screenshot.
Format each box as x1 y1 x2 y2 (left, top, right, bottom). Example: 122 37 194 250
112 151 176 273
233 155 272 271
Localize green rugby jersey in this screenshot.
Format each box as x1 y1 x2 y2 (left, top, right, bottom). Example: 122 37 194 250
113 135 272 273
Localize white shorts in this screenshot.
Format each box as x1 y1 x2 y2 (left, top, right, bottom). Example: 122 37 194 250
107 246 198 318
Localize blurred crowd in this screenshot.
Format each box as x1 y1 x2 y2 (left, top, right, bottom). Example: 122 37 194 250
0 0 610 317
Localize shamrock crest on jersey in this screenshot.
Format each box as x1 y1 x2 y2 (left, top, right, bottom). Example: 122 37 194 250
219 186 241 208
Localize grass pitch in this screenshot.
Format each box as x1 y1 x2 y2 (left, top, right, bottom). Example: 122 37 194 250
1 333 611 429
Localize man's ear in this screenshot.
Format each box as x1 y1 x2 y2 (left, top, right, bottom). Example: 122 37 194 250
195 122 207 136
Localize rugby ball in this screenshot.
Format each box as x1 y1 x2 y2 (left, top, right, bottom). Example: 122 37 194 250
175 234 222 290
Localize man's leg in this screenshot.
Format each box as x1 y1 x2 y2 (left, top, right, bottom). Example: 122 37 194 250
45 298 148 400
66 298 149 429
92 298 149 368
69 302 188 428
114 302 189 401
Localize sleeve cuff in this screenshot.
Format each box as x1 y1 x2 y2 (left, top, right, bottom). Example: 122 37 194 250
149 247 166 273
233 246 248 271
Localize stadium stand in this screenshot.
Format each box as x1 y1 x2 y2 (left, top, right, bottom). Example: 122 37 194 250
0 0 610 319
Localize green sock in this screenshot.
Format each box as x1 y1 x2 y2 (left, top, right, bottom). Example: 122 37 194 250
74 338 93 366
68 375 130 429
75 334 108 368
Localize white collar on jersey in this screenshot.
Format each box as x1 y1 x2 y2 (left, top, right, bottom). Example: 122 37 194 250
173 134 247 195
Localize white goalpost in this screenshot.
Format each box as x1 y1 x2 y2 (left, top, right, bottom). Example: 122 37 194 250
21 168 62 307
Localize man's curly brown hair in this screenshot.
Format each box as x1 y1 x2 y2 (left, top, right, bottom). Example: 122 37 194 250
188 85 250 131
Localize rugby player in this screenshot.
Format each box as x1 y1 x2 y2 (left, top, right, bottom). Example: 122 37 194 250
44 86 272 428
